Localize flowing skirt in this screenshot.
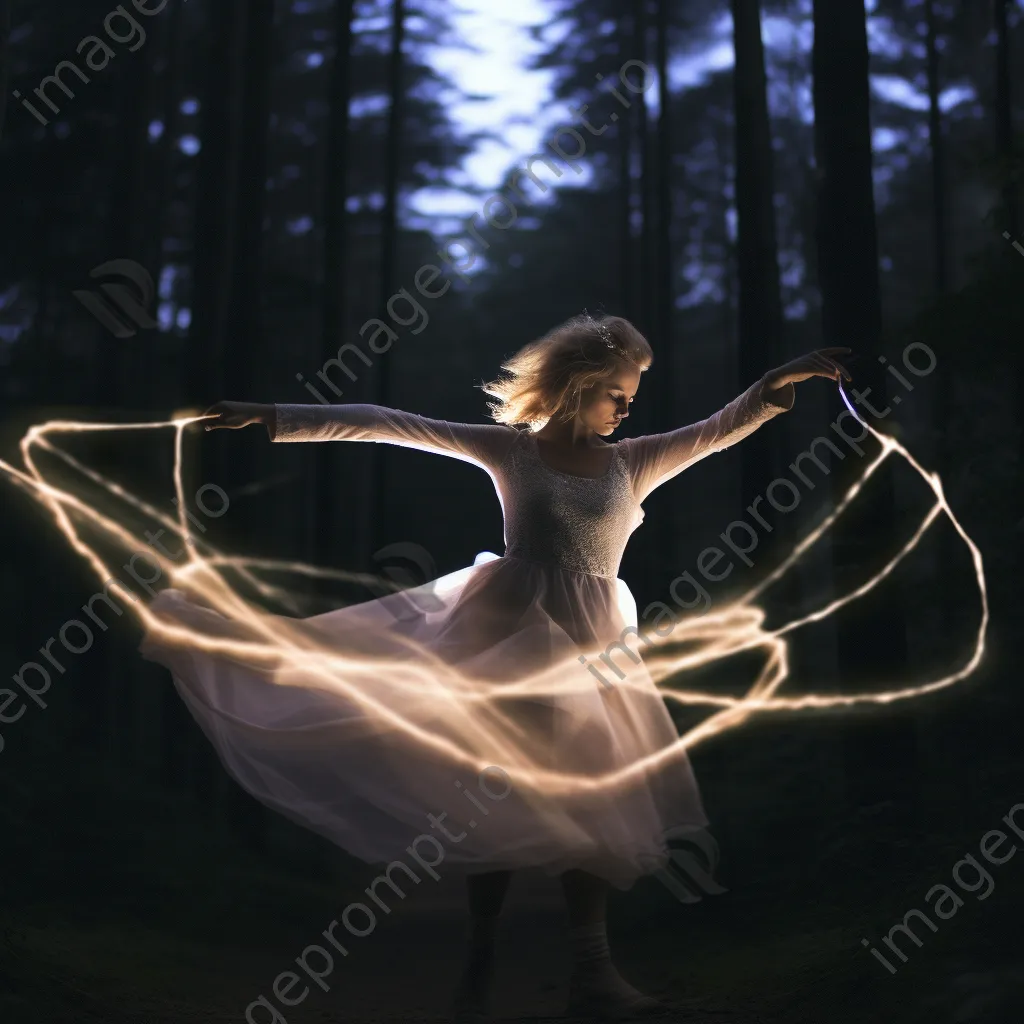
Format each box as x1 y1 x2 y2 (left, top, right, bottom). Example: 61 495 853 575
140 553 707 890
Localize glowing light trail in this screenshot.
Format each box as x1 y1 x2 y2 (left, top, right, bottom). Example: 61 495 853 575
0 383 987 801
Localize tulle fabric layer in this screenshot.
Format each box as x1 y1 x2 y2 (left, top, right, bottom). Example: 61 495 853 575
140 554 707 889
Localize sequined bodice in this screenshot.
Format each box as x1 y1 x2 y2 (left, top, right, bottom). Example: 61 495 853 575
496 431 644 579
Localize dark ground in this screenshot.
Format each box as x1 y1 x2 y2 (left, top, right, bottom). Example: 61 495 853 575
3 680 1022 1024
2 487 1019 1024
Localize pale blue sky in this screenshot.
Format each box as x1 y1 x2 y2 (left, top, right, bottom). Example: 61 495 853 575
403 0 1012 307
428 0 560 191
411 0 990 223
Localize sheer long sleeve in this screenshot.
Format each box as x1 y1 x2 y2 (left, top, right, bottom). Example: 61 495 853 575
270 403 519 473
620 377 795 502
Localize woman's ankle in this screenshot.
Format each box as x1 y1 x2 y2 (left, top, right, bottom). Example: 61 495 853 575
569 919 613 970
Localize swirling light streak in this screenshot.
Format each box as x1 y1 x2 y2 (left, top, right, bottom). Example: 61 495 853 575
0 383 987 800
3 419 575 784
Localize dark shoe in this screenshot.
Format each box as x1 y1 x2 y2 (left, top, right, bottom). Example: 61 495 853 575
450 953 495 1023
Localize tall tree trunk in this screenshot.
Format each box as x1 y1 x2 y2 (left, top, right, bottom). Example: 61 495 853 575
634 0 655 341
221 0 276 852
187 2 246 400
925 0 949 295
923 0 955 807
145 0 186 302
812 0 915 815
0 0 10 141
135 3 185 790
994 0 1018 237
179 1 275 852
99 44 155 408
995 0 1024 544
654 0 676 569
171 0 246 801
619 11 638 326
732 0 786 502
79 26 159 783
630 0 659 594
719 116 737 352
654 0 672 369
312 0 356 574
222 1 274 399
922 6 951 479
368 0 406 558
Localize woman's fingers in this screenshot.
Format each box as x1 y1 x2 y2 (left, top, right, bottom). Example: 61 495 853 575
811 350 852 382
201 401 266 430
823 355 852 382
202 402 238 430
772 349 853 388
804 354 834 379
817 355 842 381
818 347 852 381
201 403 225 430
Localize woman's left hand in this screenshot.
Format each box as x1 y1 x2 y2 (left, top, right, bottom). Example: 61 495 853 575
763 348 853 390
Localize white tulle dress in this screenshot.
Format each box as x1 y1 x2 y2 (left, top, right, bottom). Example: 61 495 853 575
140 377 792 889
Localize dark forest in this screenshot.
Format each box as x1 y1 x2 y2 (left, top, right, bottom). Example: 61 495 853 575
1 1 1023 1022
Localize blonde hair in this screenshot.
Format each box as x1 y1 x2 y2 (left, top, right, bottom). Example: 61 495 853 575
481 313 653 429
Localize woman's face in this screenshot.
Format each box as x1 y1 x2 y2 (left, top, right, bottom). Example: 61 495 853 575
578 359 642 437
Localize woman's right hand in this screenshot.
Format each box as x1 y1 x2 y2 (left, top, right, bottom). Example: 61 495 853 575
202 401 274 431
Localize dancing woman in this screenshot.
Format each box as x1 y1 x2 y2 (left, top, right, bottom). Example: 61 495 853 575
141 314 850 1021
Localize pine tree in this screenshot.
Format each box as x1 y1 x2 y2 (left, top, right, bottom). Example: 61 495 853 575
812 0 915 811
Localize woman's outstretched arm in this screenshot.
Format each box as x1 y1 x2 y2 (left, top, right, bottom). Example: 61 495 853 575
201 401 518 473
620 348 851 502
